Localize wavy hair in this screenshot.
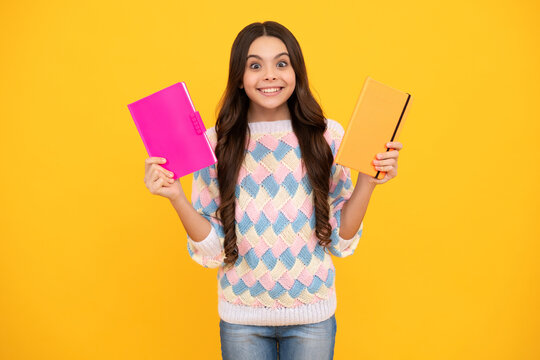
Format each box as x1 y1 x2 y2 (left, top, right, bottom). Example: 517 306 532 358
215 21 334 266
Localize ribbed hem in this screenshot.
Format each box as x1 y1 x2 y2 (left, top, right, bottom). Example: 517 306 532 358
218 291 337 326
187 227 222 257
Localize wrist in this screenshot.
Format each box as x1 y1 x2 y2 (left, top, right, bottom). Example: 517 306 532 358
357 172 377 191
169 190 188 206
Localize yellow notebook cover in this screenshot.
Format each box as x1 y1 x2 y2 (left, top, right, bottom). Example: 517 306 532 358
335 76 413 179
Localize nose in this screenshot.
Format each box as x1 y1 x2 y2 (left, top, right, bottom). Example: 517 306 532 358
264 67 277 81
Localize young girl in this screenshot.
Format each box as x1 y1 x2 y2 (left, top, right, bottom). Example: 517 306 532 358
143 21 403 360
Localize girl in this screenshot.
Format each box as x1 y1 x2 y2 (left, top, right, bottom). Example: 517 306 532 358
143 21 403 360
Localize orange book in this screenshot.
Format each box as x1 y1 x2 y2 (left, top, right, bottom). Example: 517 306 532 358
335 76 413 179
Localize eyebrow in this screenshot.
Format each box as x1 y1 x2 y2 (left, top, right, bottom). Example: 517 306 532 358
246 52 290 60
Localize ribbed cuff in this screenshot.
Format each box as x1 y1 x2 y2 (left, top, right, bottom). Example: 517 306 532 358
187 227 222 257
338 221 363 251
338 235 356 250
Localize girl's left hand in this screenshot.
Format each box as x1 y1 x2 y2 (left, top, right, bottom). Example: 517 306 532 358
369 141 403 185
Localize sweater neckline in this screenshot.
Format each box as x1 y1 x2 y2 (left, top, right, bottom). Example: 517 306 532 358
247 119 292 133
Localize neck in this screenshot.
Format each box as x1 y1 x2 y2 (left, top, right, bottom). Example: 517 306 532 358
247 103 291 123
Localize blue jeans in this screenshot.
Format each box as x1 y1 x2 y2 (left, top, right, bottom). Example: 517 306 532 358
219 315 337 360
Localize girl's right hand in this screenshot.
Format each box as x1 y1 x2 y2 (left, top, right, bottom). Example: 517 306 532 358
144 157 182 201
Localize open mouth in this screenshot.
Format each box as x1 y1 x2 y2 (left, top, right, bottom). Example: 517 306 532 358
257 87 284 96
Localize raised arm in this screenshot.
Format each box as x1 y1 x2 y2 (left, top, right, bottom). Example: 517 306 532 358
339 141 403 238
338 173 376 239
169 188 212 242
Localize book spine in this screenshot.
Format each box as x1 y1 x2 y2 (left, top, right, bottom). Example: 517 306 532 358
190 111 205 135
389 93 411 142
374 93 412 179
181 82 208 136
181 82 196 112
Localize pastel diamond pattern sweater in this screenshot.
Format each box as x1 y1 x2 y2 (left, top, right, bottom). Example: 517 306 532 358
187 119 363 326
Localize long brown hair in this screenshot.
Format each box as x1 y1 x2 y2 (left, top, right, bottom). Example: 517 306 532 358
215 21 334 266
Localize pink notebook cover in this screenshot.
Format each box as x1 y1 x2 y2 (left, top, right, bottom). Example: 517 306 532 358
128 82 217 180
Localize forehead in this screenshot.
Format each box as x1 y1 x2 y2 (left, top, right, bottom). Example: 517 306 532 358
247 36 288 57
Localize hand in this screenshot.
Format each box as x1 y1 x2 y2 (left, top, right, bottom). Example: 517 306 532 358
144 157 183 201
369 141 403 185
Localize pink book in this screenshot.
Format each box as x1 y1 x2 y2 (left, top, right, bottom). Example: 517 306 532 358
128 82 217 180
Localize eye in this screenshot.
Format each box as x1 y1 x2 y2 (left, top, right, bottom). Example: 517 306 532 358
249 63 261 69
277 61 288 67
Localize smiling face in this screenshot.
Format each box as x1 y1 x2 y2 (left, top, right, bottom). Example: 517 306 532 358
242 36 296 122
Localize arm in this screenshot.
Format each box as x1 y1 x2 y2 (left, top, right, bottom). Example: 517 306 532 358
338 173 376 239
339 141 403 239
324 119 367 257
324 118 402 256
169 189 212 242
326 164 365 257
176 165 226 268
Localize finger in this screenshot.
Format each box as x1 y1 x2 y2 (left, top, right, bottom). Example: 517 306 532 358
161 173 176 185
164 177 176 186
151 169 161 183
150 177 165 193
145 157 167 171
149 164 174 179
385 142 403 151
375 150 399 160
370 176 388 185
146 157 167 164
151 167 171 182
372 158 397 167
152 168 176 184
374 165 395 173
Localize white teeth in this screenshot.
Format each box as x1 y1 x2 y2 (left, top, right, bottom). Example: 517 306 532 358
260 88 281 93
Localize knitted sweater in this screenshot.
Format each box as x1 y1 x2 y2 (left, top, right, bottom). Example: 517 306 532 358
187 119 363 326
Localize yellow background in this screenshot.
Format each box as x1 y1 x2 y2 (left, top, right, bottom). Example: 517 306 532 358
1 0 539 359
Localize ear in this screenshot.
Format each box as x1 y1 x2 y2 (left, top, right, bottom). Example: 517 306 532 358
239 83 244 89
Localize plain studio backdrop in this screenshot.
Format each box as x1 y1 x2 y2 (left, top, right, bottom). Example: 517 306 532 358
1 0 539 359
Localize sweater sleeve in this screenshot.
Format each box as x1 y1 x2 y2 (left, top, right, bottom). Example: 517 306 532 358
186 129 226 268
327 163 363 257
325 119 363 258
